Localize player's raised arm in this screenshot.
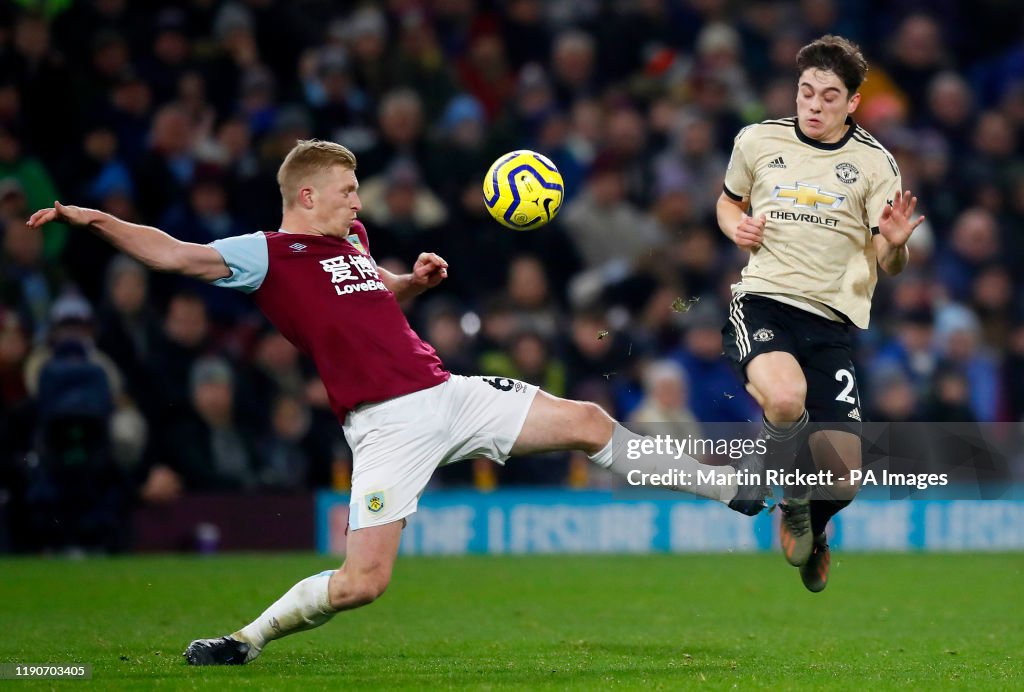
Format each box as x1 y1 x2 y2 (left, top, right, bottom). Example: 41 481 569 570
379 252 448 301
27 202 230 282
873 190 924 275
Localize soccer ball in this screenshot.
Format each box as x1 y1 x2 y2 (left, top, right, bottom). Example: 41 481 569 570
482 150 564 231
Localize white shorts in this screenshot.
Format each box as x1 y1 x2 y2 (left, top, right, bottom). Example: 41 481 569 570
343 375 538 530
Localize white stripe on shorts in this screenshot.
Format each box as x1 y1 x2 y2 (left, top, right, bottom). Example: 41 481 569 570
730 292 750 359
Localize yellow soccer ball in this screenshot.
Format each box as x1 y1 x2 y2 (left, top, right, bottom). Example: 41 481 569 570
482 150 564 230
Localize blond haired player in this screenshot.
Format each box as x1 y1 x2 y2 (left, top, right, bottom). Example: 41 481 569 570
29 140 766 665
718 36 925 592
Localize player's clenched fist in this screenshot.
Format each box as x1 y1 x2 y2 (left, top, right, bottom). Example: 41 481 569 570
411 252 448 288
733 213 766 250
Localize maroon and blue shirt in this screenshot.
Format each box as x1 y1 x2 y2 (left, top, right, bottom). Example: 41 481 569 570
209 221 450 422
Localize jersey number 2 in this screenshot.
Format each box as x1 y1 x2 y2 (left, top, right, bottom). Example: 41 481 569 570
834 369 856 404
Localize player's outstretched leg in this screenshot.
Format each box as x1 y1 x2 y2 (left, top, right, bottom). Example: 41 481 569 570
726 448 769 516
511 391 768 514
184 521 403 665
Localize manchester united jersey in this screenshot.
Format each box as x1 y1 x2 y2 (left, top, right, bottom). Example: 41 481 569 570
208 221 449 422
723 116 901 328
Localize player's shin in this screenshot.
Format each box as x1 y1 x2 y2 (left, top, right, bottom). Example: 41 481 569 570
807 428 861 536
234 570 336 655
763 411 812 499
810 469 860 536
588 422 748 504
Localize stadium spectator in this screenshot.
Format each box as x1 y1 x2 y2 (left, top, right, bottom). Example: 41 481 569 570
159 165 252 322
390 11 459 122
104 69 154 169
423 94 491 205
0 125 66 259
865 364 921 423
132 104 198 222
304 49 372 146
629 359 700 434
934 207 1000 302
924 364 977 422
550 29 598 108
499 0 550 71
257 393 329 491
23 294 131 552
95 256 161 414
163 356 262 492
146 291 213 429
870 307 938 396
500 255 562 340
238 327 305 430
421 298 476 376
883 14 949 116
654 114 729 220
356 158 447 263
146 10 196 102
6 10 74 161
342 6 393 106
563 306 633 399
932 303 1002 422
0 181 63 339
923 72 975 155
359 88 430 181
562 152 664 274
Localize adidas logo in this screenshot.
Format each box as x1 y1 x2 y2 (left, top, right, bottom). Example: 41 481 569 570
289 242 307 253
848 407 861 421
767 156 786 169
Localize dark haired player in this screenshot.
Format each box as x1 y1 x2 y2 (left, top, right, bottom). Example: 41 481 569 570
717 35 925 591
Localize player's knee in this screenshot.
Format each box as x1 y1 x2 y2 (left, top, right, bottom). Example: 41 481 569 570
575 400 613 451
762 384 807 422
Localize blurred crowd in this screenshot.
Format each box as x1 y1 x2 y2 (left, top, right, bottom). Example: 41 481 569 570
1 0 1023 551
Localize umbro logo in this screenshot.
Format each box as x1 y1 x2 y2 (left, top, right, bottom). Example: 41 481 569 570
848 407 861 421
289 242 307 253
767 156 786 169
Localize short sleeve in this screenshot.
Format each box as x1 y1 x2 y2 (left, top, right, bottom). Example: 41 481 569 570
208 232 269 293
723 125 756 201
867 153 901 236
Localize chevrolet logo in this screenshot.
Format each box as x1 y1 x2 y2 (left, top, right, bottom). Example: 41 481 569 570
772 182 845 210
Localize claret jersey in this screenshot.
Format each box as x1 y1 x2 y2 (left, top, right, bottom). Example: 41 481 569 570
207 221 449 422
723 116 901 328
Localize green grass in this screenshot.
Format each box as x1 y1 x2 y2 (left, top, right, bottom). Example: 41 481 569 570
1 552 1022 690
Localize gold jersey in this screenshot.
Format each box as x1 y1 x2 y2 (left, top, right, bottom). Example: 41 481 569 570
723 116 901 328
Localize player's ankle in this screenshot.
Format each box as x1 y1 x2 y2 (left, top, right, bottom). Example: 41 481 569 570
233 629 265 654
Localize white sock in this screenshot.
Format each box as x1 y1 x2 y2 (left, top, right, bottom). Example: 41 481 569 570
589 423 740 504
234 570 336 654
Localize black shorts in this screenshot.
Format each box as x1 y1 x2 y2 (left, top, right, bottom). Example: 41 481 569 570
722 293 862 430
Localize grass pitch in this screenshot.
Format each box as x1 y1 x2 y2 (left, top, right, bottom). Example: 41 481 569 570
1 552 1021 690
